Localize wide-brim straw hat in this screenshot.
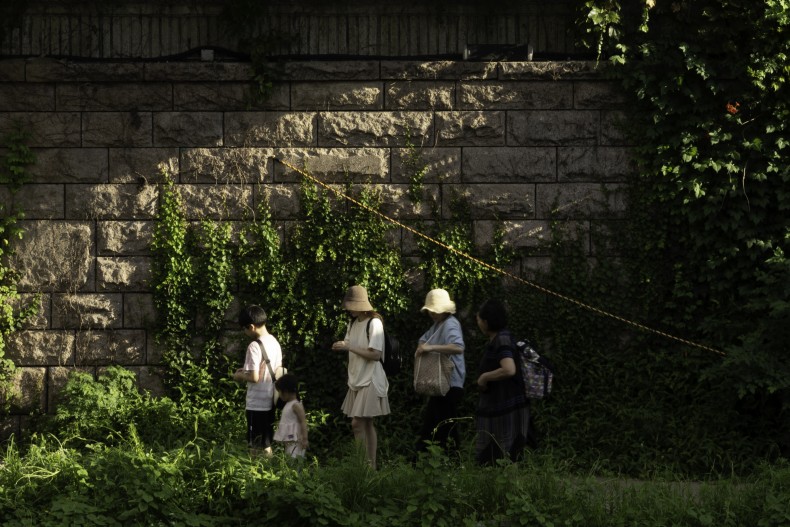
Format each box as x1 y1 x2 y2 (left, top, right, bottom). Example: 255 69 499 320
342 285 374 312
421 288 456 314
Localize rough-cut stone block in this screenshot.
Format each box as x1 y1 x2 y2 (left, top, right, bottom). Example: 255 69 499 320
498 61 602 80
109 148 179 184
147 338 166 366
443 184 535 219
463 147 556 182
254 184 301 219
136 366 166 396
274 147 390 183
13 293 49 330
173 82 289 111
558 147 635 182
435 111 505 146
381 61 497 80
11 184 65 219
6 330 76 366
82 111 153 147
52 293 123 329
10 221 93 292
56 83 172 111
98 221 153 255
475 219 551 251
28 148 109 183
0 59 25 81
460 81 573 110
26 60 144 82
385 81 455 110
292 82 383 110
65 184 158 220
600 111 630 146
181 147 273 184
535 183 625 219
75 330 146 365
8 368 46 413
319 111 432 147
144 62 253 82
123 293 156 329
574 82 626 109
390 147 461 183
278 61 380 80
368 184 439 220
0 112 81 147
0 84 55 111
225 112 316 147
508 110 599 146
47 366 93 411
177 184 254 220
96 257 151 292
153 112 223 147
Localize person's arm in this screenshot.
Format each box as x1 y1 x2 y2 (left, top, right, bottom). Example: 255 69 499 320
477 357 516 389
233 369 260 383
416 318 465 355
294 402 309 449
233 343 262 383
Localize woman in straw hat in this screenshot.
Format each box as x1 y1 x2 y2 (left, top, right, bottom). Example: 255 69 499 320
332 285 390 468
415 288 466 456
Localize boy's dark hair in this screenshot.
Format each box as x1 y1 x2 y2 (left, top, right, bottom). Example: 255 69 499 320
477 299 508 332
275 373 299 395
239 305 267 328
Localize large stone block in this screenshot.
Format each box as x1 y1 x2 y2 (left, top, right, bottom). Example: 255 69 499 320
368 184 440 220
64 184 158 220
10 221 93 292
173 82 289 111
319 111 432 147
462 147 556 182
474 219 551 252
56 83 172 111
535 182 625 219
508 110 599 146
11 184 65 219
255 183 302 219
28 148 109 183
96 257 151 292
0 112 81 147
7 368 46 413
557 147 635 182
181 147 273 184
6 330 76 366
600 111 630 146
75 330 146 365
0 59 25 81
380 61 497 80
498 61 601 80
177 183 254 220
82 111 153 147
47 366 93 411
278 61 380 81
390 147 461 183
144 62 253 82
385 81 455 110
12 293 49 330
135 366 166 397
109 148 179 184
435 111 505 146
0 84 55 111
52 293 123 329
123 293 156 329
26 60 145 82
460 81 573 110
225 112 316 147
274 147 390 183
292 82 383 110
574 81 627 109
442 183 535 219
97 221 153 255
153 112 223 147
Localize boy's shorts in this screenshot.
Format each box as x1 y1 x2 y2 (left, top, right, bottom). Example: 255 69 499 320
246 409 275 448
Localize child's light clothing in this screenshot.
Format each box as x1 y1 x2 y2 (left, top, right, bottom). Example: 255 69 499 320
274 399 306 458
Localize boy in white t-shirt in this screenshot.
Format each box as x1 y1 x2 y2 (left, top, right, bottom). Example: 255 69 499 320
232 305 283 455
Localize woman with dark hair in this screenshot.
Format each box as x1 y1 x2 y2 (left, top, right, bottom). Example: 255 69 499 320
474 298 530 465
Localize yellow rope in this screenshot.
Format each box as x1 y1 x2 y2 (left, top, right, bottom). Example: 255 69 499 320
275 158 726 357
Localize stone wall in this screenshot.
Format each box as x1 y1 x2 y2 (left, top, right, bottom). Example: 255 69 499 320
0 56 631 437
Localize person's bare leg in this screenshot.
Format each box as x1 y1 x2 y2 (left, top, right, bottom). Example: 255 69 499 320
351 417 367 449
366 419 377 469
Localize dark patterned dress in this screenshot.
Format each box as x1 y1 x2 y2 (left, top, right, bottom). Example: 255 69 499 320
475 330 530 465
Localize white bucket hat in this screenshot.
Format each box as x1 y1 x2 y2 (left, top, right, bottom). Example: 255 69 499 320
342 285 374 312
421 288 456 314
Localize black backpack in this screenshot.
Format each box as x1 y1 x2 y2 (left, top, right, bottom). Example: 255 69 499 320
366 318 401 376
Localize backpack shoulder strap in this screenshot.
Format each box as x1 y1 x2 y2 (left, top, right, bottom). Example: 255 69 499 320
255 338 277 380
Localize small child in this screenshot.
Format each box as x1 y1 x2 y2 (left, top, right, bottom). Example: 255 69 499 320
273 374 308 458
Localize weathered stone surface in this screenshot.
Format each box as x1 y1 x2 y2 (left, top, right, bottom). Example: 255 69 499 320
56 83 172 111
508 110 599 146
0 59 25 81
0 416 20 442
385 81 455 110
181 147 273 184
177 184 254 220
475 219 551 251
75 330 146 365
0 83 55 111
380 61 497 80
0 112 81 147
460 81 573 109
47 366 92 410
278 61 380 81
535 182 625 218
443 184 535 219
574 81 626 109
153 112 223 147
52 293 123 329
26 60 145 82
319 111 432 147
83 111 153 147
255 184 302 219
8 368 46 413
123 293 156 329
274 147 390 182
28 148 109 183
225 112 316 147
557 147 635 182
145 62 253 82
498 61 602 80
96 257 151 292
98 221 153 255
600 111 629 146
462 147 556 182
13 293 49 330
173 82 289 111
135 366 166 397
11 184 65 219
10 221 93 292
435 111 505 146
371 184 440 220
390 147 461 183
6 330 76 366
292 82 383 110
65 184 158 220
109 148 179 183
